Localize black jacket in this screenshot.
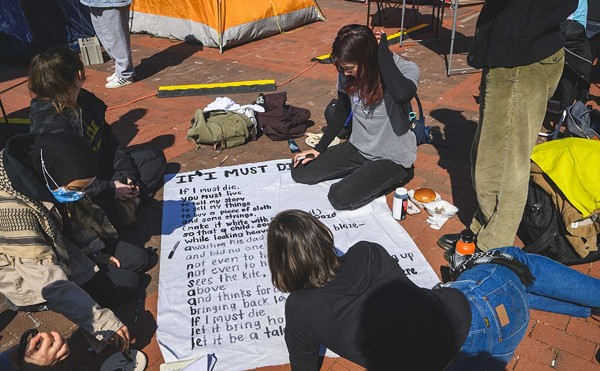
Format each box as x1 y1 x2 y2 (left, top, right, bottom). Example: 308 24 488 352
2 134 55 204
284 242 470 371
562 19 592 83
468 0 577 68
29 89 139 196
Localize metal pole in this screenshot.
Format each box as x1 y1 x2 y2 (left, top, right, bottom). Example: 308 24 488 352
399 0 407 46
217 0 224 53
447 0 459 76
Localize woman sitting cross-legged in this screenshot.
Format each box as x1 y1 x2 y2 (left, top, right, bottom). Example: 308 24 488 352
291 24 418 210
267 210 600 370
0 132 153 352
28 46 166 228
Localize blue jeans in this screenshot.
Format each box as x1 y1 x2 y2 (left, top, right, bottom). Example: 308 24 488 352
446 246 600 370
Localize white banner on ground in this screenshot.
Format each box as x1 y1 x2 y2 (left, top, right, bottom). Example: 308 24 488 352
157 159 440 369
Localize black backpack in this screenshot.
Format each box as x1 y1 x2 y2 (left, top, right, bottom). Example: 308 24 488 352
517 182 600 266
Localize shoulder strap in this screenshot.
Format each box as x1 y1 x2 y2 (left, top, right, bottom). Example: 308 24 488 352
414 93 424 122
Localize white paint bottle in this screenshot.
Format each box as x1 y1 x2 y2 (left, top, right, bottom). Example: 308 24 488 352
392 187 408 221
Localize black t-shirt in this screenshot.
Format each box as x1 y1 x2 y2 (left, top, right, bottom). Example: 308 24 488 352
284 241 471 371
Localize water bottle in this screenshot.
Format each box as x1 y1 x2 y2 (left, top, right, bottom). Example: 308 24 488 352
392 187 409 220
453 232 476 267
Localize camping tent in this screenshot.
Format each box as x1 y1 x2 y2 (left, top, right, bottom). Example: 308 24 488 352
130 0 324 52
0 0 94 61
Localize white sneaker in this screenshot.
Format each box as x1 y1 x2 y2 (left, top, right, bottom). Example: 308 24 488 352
105 77 133 89
106 73 117 82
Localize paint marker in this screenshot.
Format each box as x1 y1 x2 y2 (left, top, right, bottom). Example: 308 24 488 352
168 241 180 259
295 153 315 162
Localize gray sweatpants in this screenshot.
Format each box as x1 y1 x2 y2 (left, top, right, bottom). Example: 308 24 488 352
89 6 134 80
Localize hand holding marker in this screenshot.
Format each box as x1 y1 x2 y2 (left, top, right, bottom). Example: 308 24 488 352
293 152 316 167
295 153 315 162
168 241 180 259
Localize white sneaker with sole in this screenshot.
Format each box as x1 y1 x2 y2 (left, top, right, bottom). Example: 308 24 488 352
106 73 117 82
105 77 133 89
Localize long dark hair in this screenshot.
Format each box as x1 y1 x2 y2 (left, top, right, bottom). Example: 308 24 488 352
267 210 340 293
331 24 383 107
29 46 84 113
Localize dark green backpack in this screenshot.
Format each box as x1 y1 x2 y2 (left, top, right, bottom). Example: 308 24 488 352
187 110 255 150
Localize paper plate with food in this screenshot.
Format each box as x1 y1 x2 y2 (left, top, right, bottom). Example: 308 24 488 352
408 187 441 208
305 132 341 148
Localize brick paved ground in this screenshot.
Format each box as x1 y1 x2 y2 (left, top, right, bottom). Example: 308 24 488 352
1 0 599 370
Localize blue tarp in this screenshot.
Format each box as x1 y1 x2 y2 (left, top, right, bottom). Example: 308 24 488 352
0 0 32 59
0 0 95 60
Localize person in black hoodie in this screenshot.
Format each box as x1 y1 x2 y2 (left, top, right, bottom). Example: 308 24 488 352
268 210 600 370
28 46 166 228
439 0 579 252
291 25 418 211
0 132 152 352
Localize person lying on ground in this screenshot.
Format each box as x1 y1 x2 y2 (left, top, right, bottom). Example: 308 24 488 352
0 132 151 352
0 331 69 370
28 46 166 228
291 24 418 211
267 209 600 370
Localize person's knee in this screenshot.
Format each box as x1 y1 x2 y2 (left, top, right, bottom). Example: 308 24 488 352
148 145 166 168
291 164 315 184
131 249 149 272
115 241 149 272
133 145 166 197
130 145 166 170
328 193 349 210
328 185 357 211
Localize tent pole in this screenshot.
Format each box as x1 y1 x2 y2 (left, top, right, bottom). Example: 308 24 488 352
217 0 224 53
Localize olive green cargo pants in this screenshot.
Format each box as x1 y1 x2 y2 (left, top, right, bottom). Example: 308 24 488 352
470 49 565 251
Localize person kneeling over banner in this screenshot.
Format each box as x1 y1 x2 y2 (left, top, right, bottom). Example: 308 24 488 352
267 210 600 370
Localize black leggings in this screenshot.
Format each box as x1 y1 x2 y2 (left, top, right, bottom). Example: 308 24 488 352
127 145 167 200
94 145 166 227
291 141 414 210
81 239 148 307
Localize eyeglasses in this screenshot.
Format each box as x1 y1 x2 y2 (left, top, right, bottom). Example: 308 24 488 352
338 64 357 73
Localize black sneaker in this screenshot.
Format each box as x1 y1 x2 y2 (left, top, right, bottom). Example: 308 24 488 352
437 233 461 250
443 247 455 263
437 229 476 250
144 248 159 272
